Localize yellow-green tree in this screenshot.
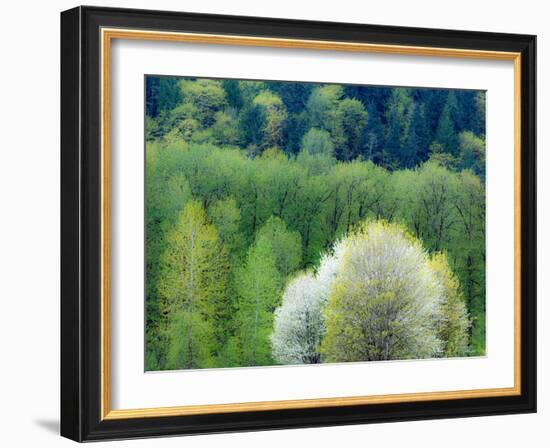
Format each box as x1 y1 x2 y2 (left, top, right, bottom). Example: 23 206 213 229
336 98 367 161
253 91 288 150
234 236 282 366
179 79 227 127
321 221 444 362
158 201 229 369
300 128 335 157
145 142 192 370
208 197 243 258
255 216 302 278
306 85 343 129
429 253 470 357
458 130 485 178
145 76 487 369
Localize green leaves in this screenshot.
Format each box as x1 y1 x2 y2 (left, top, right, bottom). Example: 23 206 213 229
179 79 227 127
321 222 468 362
430 253 470 357
336 98 368 161
157 201 229 370
434 91 460 156
255 217 302 279
300 128 335 157
144 77 487 369
271 222 470 364
234 236 282 366
252 90 288 150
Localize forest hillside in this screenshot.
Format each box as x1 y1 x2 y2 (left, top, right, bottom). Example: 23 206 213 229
145 76 486 370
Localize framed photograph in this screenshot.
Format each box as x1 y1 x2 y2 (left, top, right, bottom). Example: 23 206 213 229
61 6 536 442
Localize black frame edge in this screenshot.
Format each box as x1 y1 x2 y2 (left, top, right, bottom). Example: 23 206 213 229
60 5 537 442
519 34 537 414
61 6 83 442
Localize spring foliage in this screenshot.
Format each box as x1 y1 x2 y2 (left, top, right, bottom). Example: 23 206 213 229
158 201 229 369
145 76 485 370
271 241 345 364
272 223 470 364
321 222 464 361
234 236 282 366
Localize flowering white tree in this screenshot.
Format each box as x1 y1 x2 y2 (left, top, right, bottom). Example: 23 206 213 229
271 272 325 364
272 222 469 364
316 239 347 292
271 241 346 364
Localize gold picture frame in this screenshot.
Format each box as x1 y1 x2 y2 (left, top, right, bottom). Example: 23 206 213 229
61 6 536 441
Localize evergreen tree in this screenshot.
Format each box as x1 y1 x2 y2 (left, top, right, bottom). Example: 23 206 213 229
423 89 448 139
283 112 310 155
455 90 477 132
267 81 313 114
473 91 486 136
403 103 430 167
384 89 413 168
146 76 182 118
362 101 385 164
239 103 267 150
434 91 460 155
222 79 244 109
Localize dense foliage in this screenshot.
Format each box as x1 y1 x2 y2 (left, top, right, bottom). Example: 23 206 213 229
320 222 469 362
145 76 486 370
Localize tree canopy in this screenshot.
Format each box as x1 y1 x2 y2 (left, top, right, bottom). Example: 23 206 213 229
145 76 486 370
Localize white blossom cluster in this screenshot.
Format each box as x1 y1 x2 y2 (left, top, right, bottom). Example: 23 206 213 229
271 222 468 364
271 240 346 364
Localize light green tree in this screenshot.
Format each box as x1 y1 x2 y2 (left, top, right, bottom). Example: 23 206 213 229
398 161 460 252
300 128 335 157
305 85 343 129
256 149 302 222
253 91 288 149
458 131 485 178
234 236 282 366
208 197 242 252
158 201 228 369
429 253 470 357
454 170 486 354
145 142 192 369
255 216 302 278
210 110 241 146
179 79 227 127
